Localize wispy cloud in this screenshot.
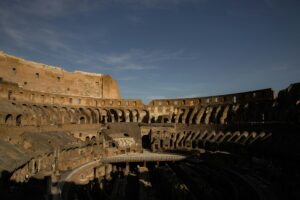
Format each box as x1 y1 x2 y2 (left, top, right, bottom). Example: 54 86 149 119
75 48 194 71
0 12 193 72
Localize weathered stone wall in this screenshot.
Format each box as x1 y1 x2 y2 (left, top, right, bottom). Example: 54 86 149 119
0 52 120 99
0 52 299 190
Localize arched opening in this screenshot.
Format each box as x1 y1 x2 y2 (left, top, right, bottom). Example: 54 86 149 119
128 110 133 122
5 114 13 125
79 116 86 124
222 133 232 142
110 109 118 122
160 139 164 148
85 136 90 142
16 114 22 126
91 136 96 144
142 135 151 149
163 117 169 123
34 161 38 173
192 140 197 148
150 117 156 123
230 133 240 142
185 108 194 124
178 110 185 123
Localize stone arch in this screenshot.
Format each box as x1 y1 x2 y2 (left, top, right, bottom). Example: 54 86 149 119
52 106 63 125
236 131 249 143
32 105 47 125
181 131 191 146
87 107 98 123
205 131 216 141
93 108 101 123
220 105 231 124
190 108 198 124
218 132 232 143
43 106 58 125
79 107 92 124
16 114 22 126
131 109 138 122
79 116 86 124
211 131 224 142
5 114 13 125
195 107 205 124
199 130 209 140
99 108 110 123
228 131 240 142
185 108 195 124
60 107 71 124
109 109 119 122
68 108 78 124
212 105 222 123
139 109 149 123
243 131 257 145
176 108 185 124
125 109 133 122
204 107 214 124
21 104 37 126
115 109 125 122
173 133 181 148
91 136 97 144
248 132 271 144
177 132 187 147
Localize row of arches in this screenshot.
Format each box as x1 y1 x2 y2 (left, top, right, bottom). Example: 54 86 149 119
0 103 150 126
151 102 276 125
0 114 23 126
150 130 272 152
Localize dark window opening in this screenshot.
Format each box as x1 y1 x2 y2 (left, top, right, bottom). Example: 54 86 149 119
80 116 85 124
5 114 13 125
142 135 151 149
16 115 22 126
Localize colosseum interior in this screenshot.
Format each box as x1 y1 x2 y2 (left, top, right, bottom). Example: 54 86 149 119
0 51 299 200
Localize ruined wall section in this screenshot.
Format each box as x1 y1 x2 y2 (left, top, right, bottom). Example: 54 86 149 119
0 52 120 99
147 88 276 124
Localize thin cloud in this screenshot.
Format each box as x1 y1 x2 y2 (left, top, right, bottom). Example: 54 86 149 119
75 48 193 72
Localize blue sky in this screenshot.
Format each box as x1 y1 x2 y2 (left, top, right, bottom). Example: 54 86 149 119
0 0 299 103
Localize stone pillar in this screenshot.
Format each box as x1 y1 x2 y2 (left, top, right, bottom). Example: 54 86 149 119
105 164 112 180
124 162 129 176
